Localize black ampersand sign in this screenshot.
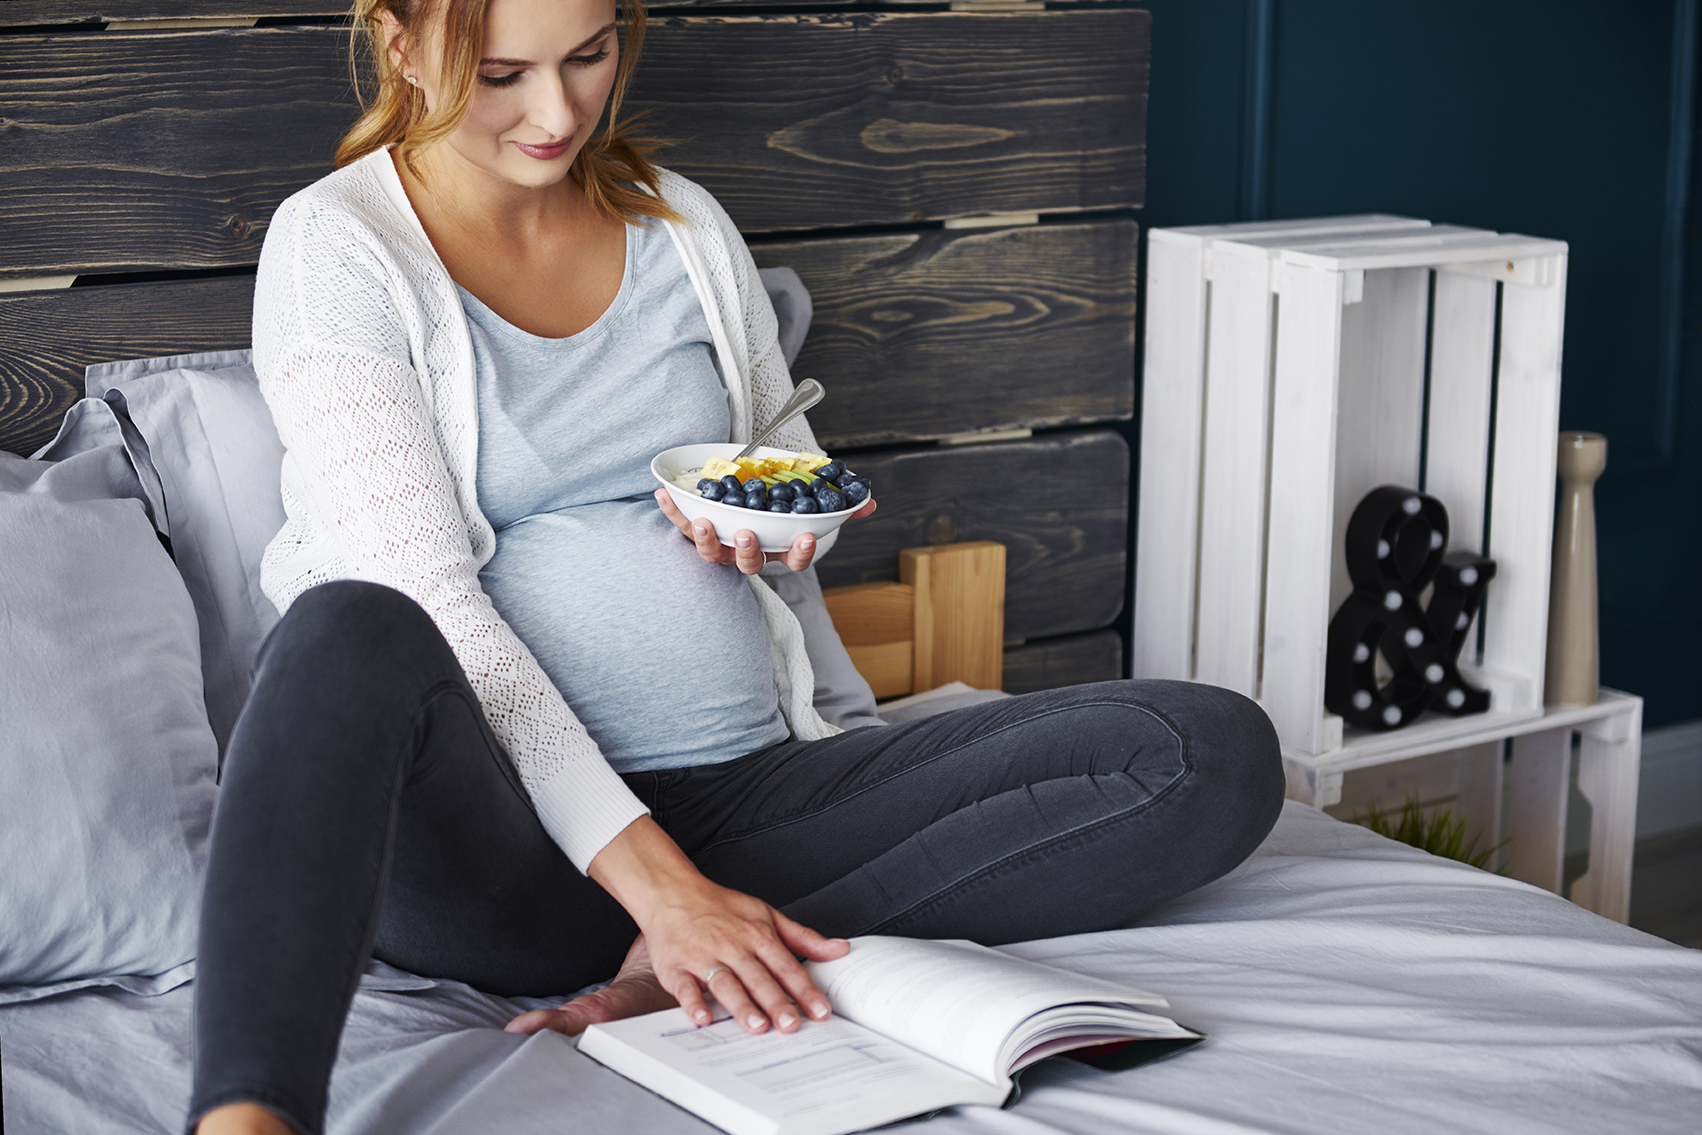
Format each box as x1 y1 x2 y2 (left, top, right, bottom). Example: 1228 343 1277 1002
1324 485 1497 731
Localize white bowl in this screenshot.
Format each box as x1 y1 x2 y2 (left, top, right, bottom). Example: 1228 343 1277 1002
651 443 869 554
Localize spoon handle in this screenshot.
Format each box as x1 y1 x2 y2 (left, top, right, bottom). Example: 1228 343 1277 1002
735 379 824 460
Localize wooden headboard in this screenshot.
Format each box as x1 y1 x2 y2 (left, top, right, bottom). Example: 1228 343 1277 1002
0 0 1148 694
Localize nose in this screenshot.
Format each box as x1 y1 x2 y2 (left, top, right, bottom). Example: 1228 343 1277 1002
528 69 575 139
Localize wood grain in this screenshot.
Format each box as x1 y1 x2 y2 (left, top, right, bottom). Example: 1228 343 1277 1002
1002 629 1124 694
0 275 254 455
629 10 1148 232
0 220 1136 453
903 540 1005 693
0 11 1148 275
754 221 1136 447
815 429 1128 641
0 0 330 25
0 27 356 276
0 0 1132 27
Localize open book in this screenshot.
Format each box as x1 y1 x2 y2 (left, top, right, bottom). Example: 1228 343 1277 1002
577 935 1202 1135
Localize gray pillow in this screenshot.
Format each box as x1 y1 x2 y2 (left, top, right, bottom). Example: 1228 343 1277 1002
44 351 288 754
0 446 217 1000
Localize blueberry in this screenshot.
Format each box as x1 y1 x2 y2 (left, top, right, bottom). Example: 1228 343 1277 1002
697 478 725 501
744 490 767 510
808 477 834 498
742 478 767 494
768 500 792 513
769 482 796 503
817 460 845 482
817 486 846 512
721 492 745 509
791 496 820 514
720 474 744 498
841 479 870 507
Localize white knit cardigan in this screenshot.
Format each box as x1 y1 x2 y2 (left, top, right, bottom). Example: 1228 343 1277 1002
253 148 838 871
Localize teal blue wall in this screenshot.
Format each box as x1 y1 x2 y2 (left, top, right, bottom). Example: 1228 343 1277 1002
1132 0 1701 728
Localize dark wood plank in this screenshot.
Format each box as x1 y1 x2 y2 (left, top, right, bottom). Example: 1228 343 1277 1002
816 429 1128 641
0 0 1135 30
755 221 1135 447
0 0 334 25
0 10 1148 275
0 217 1137 451
631 10 1148 232
0 27 356 276
1002 629 1124 694
0 276 253 455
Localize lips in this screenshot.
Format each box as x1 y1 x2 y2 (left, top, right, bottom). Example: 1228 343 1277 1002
514 137 572 160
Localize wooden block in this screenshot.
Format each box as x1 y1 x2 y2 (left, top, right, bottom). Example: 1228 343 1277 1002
0 12 1149 277
0 275 254 456
816 429 1128 642
902 541 1005 693
1003 629 1122 695
821 580 915 647
752 221 1136 448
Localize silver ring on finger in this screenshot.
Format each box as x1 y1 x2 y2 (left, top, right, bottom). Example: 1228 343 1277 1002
701 965 731 985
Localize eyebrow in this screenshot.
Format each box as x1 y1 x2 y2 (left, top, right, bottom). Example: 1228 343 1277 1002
481 22 615 66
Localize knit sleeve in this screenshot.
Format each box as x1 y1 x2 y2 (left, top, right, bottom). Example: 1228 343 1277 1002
253 194 648 873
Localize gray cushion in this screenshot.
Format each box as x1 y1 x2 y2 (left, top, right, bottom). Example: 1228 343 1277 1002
0 446 217 1000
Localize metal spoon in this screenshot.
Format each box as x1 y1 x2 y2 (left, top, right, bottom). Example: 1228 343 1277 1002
735 379 824 460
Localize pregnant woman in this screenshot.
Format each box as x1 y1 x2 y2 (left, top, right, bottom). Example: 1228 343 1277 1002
190 0 1284 1131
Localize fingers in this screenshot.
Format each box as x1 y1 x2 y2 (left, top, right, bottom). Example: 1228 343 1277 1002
672 972 714 1028
852 497 877 519
777 532 817 573
689 518 735 565
654 487 693 535
733 530 765 574
775 910 850 963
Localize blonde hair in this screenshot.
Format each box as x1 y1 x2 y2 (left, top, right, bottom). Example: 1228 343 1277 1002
336 0 679 223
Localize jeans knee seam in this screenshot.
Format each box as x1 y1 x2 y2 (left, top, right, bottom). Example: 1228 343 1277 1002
697 699 1185 855
852 745 1196 937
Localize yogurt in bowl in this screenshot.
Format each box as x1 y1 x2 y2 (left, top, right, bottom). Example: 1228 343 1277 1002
651 443 872 554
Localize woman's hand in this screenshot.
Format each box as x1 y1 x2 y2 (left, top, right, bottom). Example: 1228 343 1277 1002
588 816 850 1033
654 487 876 575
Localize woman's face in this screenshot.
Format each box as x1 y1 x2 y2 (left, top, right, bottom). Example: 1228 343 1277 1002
396 0 621 190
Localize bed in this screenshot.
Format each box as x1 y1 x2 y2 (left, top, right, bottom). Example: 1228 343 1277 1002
3 4 1701 1133
6 802 1700 1134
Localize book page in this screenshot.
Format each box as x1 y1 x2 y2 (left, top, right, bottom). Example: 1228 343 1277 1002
806 936 1181 1084
579 1006 1007 1135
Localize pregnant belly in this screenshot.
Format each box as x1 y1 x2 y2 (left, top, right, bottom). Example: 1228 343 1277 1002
478 498 787 770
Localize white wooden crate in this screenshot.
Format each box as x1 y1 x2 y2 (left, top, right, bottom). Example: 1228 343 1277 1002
1135 216 1569 758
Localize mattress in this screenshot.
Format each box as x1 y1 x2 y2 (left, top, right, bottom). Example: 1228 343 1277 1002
5 801 1700 1135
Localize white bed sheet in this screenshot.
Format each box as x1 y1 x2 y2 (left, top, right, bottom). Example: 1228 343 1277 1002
5 802 1699 1135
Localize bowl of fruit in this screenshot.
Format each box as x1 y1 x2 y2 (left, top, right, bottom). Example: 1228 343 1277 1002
651 443 875 554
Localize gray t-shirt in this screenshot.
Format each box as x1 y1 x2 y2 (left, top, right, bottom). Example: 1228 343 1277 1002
464 219 787 772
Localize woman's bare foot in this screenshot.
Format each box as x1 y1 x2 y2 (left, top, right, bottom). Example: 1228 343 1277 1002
195 1102 295 1135
504 934 678 1036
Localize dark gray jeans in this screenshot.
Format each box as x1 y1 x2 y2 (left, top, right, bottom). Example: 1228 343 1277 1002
190 581 1283 1134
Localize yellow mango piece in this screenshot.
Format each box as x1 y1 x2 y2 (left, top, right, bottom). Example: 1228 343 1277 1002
700 457 741 481
794 452 831 474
